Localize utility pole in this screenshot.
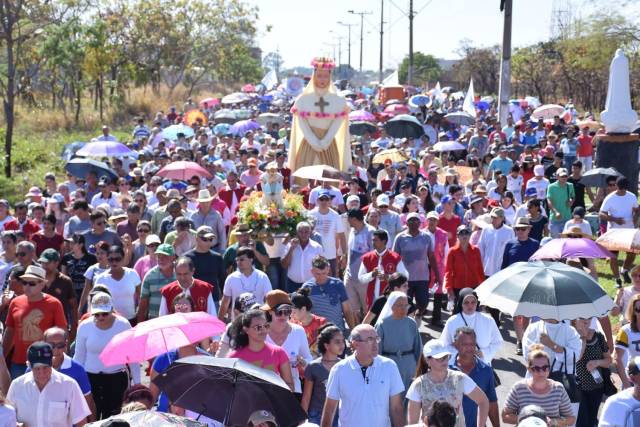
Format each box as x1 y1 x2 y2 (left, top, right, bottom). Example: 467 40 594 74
408 0 414 85
337 21 355 75
498 0 512 125
379 0 384 83
348 9 372 74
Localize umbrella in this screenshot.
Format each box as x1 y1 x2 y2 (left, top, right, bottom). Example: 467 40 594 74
241 84 256 93
532 104 565 120
385 99 403 106
444 111 475 126
61 141 86 161
99 312 225 366
409 95 431 108
475 261 614 320
184 110 208 126
372 148 410 165
292 164 350 182
338 89 356 98
529 238 614 260
153 356 307 427
432 140 466 152
384 114 424 139
86 410 206 426
596 229 640 254
256 113 284 126
213 109 239 124
475 101 490 111
579 167 623 187
349 110 376 122
157 161 212 180
213 123 232 135
383 103 410 116
163 124 195 140
199 97 219 107
577 119 602 131
234 109 252 120
221 92 250 105
65 158 117 181
76 141 135 158
229 119 261 136
349 121 377 136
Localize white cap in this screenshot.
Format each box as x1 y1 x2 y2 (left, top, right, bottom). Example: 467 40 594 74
346 195 361 206
422 340 451 359
376 194 390 207
534 165 545 177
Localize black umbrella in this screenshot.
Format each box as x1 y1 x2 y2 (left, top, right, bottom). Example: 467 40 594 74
579 167 624 187
384 114 424 139
65 158 117 181
349 121 377 136
153 355 307 427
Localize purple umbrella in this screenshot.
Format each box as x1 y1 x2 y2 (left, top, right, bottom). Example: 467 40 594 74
229 119 261 136
349 110 376 122
529 238 614 261
75 141 135 158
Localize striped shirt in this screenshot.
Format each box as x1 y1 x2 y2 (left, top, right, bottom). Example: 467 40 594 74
504 380 573 420
301 277 349 331
140 266 175 319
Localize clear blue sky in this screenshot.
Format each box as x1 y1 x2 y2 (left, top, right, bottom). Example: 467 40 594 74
248 0 609 71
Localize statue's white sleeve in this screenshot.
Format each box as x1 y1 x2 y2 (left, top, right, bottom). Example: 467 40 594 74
317 117 344 151
297 116 321 149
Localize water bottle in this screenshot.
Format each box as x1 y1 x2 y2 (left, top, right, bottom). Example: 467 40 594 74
446 298 454 312
290 352 298 369
591 368 603 384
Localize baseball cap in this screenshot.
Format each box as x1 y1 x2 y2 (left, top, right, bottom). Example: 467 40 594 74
457 225 471 235
346 195 360 206
38 248 60 263
426 211 439 220
145 234 161 245
196 225 216 239
376 194 390 207
27 341 53 368
422 340 451 359
155 243 175 257
440 195 453 205
533 165 545 177
317 190 334 200
556 168 569 177
491 207 505 218
90 292 113 314
406 212 421 222
247 410 276 426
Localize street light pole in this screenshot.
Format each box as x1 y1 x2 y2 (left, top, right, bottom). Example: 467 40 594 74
408 0 414 85
348 9 372 74
379 0 384 83
498 0 513 125
337 21 355 74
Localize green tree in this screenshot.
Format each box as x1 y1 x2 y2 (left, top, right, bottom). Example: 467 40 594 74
398 52 441 85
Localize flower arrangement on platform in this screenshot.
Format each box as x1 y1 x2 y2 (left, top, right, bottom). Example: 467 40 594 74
237 191 308 241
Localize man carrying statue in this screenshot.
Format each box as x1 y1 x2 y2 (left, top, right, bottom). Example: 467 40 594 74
289 57 352 175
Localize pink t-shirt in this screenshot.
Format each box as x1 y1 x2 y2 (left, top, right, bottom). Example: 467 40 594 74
134 255 157 281
229 342 289 375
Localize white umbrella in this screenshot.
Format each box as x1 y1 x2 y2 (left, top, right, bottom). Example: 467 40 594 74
532 104 565 120
432 141 466 152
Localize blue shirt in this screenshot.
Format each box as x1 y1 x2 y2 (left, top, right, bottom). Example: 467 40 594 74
501 238 540 269
522 134 537 146
488 157 513 176
153 348 210 412
450 357 497 427
301 277 349 331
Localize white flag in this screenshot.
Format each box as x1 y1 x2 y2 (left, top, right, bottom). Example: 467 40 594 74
463 78 476 117
382 70 399 86
432 81 446 104
261 70 278 90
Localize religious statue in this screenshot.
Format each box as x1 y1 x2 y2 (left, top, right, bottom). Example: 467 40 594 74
288 57 352 174
601 49 638 133
261 162 285 208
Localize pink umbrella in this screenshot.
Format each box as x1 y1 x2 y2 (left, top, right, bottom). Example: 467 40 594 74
349 110 376 122
242 83 256 93
384 103 410 116
529 238 614 261
199 97 219 107
99 312 225 366
157 160 212 180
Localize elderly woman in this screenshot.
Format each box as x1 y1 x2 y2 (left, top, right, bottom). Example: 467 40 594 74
407 340 489 427
440 288 503 365
502 345 576 426
375 291 422 391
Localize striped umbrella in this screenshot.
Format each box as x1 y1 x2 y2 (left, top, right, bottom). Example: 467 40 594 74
475 261 614 321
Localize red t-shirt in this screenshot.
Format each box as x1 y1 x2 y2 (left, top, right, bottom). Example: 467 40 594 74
292 314 327 356
577 135 593 157
30 232 64 256
229 342 289 375
438 213 461 247
6 294 67 364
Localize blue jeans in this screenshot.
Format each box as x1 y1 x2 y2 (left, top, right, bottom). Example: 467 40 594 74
286 278 303 293
549 219 568 238
267 258 287 291
9 363 26 379
563 155 576 170
308 409 338 427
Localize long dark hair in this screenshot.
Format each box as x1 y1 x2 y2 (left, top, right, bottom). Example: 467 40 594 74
316 324 341 355
420 187 436 212
229 309 267 349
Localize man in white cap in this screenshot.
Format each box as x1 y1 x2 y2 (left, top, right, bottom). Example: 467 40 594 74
377 194 402 250
247 409 277 427
525 164 550 202
189 189 226 252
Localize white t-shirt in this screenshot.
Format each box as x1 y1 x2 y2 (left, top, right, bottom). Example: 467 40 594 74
406 371 476 402
506 174 524 203
309 208 344 259
84 264 109 282
601 191 638 229
265 324 313 393
562 219 592 236
599 387 640 427
94 268 141 319
308 186 344 208
0 404 16 427
526 177 550 200
223 269 272 318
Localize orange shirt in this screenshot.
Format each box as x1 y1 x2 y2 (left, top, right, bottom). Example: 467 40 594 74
444 244 486 292
6 294 67 364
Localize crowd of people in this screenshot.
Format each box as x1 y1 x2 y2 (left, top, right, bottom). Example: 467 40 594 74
0 88 635 427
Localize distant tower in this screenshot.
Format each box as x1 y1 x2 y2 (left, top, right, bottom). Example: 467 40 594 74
550 0 573 40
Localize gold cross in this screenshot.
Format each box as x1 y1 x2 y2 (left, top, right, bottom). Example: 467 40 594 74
314 96 330 114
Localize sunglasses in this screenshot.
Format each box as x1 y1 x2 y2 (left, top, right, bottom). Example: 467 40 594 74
250 323 271 332
16 252 27 257
108 257 123 263
199 236 214 242
275 308 292 317
529 365 550 372
137 229 150 233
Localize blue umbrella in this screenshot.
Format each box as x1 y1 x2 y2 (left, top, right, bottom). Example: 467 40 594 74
76 141 135 158
213 123 231 135
61 141 86 162
65 158 117 181
409 95 431 107
229 119 261 136
162 124 195 140
475 101 490 111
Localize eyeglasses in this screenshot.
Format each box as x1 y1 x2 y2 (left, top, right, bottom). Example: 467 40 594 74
250 323 271 332
46 342 66 349
16 252 27 257
108 257 123 263
137 229 150 233
275 308 292 317
529 365 550 372
353 336 381 344
199 236 214 242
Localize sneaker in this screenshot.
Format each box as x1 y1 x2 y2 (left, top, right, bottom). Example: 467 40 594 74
515 343 523 356
623 270 632 284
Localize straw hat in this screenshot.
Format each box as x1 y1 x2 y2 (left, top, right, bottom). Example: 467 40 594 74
561 226 593 239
